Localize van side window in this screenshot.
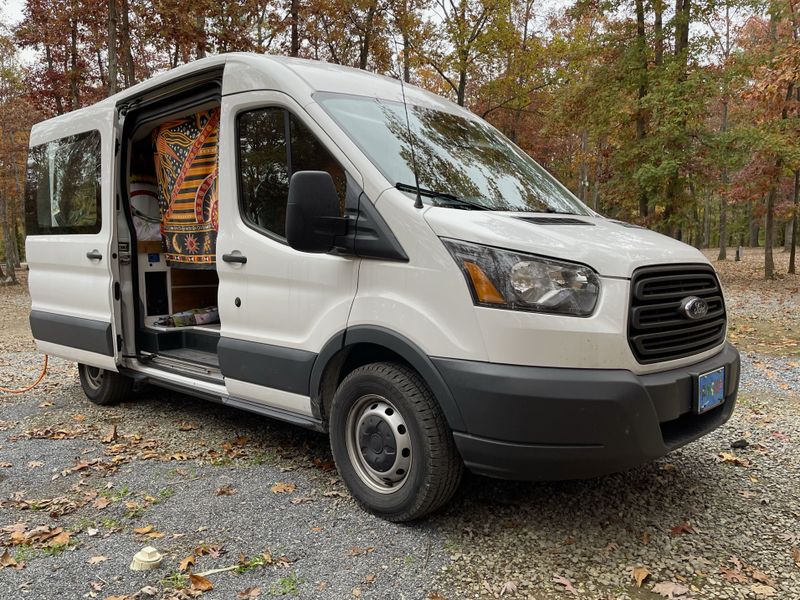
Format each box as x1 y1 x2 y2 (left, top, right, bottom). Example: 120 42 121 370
24 130 102 235
237 108 345 239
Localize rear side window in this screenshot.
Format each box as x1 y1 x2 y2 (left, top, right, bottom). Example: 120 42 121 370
237 108 345 239
25 130 102 235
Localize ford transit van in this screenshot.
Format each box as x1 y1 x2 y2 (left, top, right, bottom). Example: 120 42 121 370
25 54 740 521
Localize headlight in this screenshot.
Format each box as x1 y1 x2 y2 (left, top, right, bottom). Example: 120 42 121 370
441 238 600 316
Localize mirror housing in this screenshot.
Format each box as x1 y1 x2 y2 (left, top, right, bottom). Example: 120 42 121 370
286 171 347 253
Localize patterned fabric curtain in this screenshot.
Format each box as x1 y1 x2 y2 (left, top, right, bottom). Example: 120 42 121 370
153 108 220 269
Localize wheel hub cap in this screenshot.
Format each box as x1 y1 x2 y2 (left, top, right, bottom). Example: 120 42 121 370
346 395 413 494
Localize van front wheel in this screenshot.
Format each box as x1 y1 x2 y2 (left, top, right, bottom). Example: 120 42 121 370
329 362 462 522
78 364 133 405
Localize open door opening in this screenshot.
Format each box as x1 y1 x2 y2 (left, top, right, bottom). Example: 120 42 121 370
117 79 223 379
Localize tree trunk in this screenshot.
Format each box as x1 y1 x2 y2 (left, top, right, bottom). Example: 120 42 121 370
578 130 588 202
120 0 135 86
635 0 648 218
718 99 729 259
654 0 664 66
359 3 377 70
195 15 206 58
290 0 300 57
107 0 118 94
69 18 81 109
0 188 18 285
456 68 467 106
675 0 691 56
45 45 65 114
765 182 776 279
749 206 760 247
8 130 22 268
790 169 798 274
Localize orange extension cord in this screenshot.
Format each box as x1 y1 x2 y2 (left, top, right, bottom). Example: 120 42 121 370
0 355 49 394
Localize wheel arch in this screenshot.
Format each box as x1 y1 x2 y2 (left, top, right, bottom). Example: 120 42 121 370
309 325 465 432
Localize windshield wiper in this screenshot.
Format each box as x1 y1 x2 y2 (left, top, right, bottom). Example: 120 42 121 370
395 182 489 211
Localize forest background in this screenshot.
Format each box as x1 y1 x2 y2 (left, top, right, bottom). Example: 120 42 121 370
1 0 798 283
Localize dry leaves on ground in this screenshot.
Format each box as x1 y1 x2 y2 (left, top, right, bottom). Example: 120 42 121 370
189 573 213 592
270 482 296 494
552 574 578 596
632 566 650 587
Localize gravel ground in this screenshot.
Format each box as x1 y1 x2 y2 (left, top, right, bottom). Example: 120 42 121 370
2 255 799 600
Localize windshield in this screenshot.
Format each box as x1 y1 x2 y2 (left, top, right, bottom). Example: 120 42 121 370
316 92 590 214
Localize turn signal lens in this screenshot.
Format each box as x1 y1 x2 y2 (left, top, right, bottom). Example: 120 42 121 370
463 262 506 304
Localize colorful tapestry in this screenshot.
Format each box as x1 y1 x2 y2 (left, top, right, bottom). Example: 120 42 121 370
153 108 220 268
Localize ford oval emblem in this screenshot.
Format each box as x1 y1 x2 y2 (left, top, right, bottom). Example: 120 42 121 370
680 296 708 320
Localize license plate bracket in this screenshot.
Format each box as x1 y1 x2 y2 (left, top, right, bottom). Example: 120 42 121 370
696 366 725 414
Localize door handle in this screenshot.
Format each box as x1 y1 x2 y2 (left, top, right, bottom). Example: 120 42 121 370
86 250 103 261
222 253 247 264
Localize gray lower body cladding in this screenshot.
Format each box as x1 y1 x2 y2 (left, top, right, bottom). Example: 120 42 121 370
432 343 740 480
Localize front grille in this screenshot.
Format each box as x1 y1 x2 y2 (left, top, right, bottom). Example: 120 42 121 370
628 264 726 363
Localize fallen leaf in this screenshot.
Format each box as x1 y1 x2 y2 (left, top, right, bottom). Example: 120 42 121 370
93 497 112 509
271 482 296 494
322 490 347 498
215 485 237 496
792 546 800 568
238 587 262 599
349 546 375 556
499 580 518 595
87 528 99 537
670 521 697 535
47 531 71 547
290 497 313 505
88 555 109 564
189 573 213 591
719 566 749 584
553 574 578 596
652 581 690 598
178 421 198 431
73 414 86 422
352 587 361 598
0 549 18 570
138 586 159 597
642 530 650 545
133 525 154 535
751 583 777 597
101 425 117 443
27 461 44 468
633 566 650 588
751 569 777 587
179 555 196 572
718 452 750 467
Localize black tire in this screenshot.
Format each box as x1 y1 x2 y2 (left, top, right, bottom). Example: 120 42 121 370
329 362 463 522
78 364 133 406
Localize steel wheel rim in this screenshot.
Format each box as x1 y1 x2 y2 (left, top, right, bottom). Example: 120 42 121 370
345 394 412 494
84 366 104 391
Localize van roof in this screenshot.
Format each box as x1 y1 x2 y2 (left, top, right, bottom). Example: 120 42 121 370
34 53 468 131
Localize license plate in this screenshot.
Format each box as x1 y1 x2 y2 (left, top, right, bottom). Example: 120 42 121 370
697 367 725 414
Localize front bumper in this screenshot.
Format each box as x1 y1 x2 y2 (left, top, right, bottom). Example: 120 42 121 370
432 342 740 480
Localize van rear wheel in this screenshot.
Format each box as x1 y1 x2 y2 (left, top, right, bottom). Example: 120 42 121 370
329 362 462 522
78 364 133 405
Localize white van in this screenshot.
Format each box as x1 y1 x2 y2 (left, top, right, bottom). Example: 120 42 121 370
25 54 739 521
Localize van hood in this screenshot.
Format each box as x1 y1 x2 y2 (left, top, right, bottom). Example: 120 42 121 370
423 208 710 278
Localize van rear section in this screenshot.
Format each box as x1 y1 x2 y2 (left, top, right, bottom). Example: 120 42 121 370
24 54 739 522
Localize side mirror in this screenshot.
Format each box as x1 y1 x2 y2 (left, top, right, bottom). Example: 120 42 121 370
285 171 347 253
